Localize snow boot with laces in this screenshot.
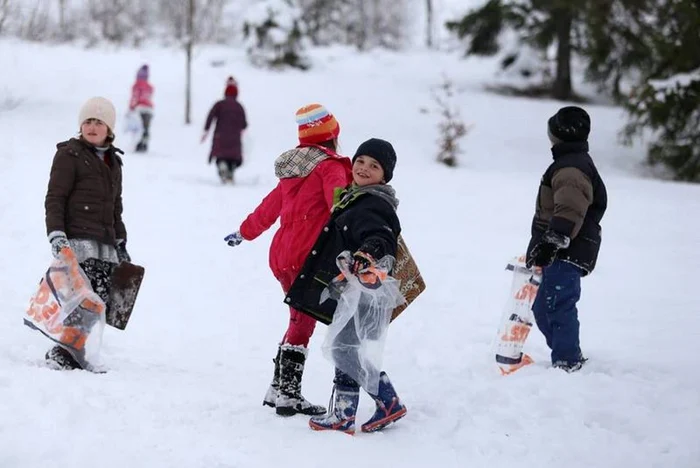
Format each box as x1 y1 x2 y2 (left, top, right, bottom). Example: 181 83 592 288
308 383 360 434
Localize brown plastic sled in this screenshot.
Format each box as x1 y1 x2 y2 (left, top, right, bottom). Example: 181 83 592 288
106 261 145 330
390 235 426 321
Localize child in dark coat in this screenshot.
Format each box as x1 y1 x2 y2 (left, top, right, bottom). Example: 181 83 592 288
286 138 407 435
201 76 248 183
526 106 607 372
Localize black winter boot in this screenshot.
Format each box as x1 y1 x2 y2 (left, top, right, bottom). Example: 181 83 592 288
45 345 82 370
276 344 326 417
262 346 281 408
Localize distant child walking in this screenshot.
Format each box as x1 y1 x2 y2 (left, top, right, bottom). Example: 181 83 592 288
129 64 154 152
201 76 248 184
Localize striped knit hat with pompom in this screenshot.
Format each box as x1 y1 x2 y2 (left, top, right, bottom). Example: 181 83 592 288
295 103 340 145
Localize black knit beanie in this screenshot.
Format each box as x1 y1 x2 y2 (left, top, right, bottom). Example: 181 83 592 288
352 138 397 183
547 106 591 142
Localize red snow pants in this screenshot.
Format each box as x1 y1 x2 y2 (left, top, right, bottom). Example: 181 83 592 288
278 268 316 347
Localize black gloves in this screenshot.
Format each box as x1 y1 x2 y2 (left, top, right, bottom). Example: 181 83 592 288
116 239 131 263
351 251 375 274
527 230 570 268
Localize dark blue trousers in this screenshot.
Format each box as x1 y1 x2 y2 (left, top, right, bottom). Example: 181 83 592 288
532 260 584 365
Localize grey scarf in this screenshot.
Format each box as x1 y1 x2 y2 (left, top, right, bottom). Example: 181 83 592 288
335 184 399 212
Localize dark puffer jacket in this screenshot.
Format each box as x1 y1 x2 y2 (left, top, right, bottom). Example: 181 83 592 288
285 188 401 325
45 138 127 245
526 141 607 275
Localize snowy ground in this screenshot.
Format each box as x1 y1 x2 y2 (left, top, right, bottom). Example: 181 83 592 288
0 38 699 468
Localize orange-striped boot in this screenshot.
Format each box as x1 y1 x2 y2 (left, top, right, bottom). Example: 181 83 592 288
361 372 407 433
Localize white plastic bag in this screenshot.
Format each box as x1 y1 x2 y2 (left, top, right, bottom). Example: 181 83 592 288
123 111 143 150
494 255 541 375
124 110 142 135
25 248 106 372
321 251 405 394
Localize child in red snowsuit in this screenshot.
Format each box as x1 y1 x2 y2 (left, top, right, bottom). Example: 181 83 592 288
224 103 352 417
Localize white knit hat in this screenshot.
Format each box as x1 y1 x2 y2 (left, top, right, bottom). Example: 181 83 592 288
78 97 116 132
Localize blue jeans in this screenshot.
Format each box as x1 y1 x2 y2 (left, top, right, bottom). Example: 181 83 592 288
532 260 584 364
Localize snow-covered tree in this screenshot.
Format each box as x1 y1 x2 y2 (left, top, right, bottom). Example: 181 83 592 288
625 70 700 181
611 0 700 181
446 0 583 100
298 0 408 50
243 0 310 70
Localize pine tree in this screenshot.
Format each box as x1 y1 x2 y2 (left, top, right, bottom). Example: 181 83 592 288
446 0 584 100
618 0 700 181
580 0 655 100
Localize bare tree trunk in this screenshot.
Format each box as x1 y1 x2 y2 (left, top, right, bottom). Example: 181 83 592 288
0 0 11 35
552 6 573 100
58 0 66 29
426 0 433 48
185 0 194 124
357 0 368 50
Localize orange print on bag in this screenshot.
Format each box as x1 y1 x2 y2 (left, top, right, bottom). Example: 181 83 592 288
514 283 538 302
501 323 531 343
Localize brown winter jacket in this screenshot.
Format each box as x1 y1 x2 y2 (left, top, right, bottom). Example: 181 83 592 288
526 141 607 274
45 138 127 245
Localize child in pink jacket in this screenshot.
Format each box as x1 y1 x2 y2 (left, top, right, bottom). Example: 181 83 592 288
129 64 154 152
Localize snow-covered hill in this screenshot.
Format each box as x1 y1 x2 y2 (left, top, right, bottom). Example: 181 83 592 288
0 40 698 468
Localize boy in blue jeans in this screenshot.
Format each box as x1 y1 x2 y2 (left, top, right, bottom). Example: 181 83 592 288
526 106 607 372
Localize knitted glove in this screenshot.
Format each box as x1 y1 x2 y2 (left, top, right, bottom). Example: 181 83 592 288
527 230 570 268
116 239 131 263
224 231 244 247
49 231 71 259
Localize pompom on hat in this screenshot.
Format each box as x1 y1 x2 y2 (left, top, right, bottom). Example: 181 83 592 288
225 76 238 98
78 96 116 132
295 103 340 145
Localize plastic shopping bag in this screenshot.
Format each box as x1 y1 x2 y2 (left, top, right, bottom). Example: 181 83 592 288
320 251 405 394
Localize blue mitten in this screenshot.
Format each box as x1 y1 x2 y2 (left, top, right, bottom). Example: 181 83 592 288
224 231 244 247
